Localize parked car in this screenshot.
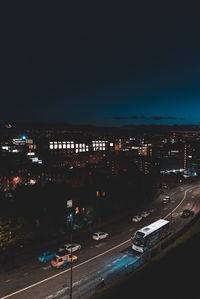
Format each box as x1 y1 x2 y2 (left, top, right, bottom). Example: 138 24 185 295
141 211 150 218
132 215 142 222
92 232 109 241
38 251 56 263
181 209 194 218
148 208 157 214
161 184 168 189
51 253 77 269
58 243 81 253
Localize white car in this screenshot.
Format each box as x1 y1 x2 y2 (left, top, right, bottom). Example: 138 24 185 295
58 243 81 253
162 196 170 204
132 215 142 222
141 211 150 218
92 232 109 241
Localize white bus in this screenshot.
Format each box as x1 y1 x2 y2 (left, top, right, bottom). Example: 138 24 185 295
131 219 170 253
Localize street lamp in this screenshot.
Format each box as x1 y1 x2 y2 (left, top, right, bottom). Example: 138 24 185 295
67 200 73 299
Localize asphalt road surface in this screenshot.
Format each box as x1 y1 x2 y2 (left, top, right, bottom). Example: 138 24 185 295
1 182 200 299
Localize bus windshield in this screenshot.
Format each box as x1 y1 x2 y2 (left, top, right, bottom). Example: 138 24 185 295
133 232 145 247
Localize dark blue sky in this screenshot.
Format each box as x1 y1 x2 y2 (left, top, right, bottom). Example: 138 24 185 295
1 2 200 126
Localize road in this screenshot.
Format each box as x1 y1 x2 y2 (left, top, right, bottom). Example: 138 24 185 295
1 182 200 299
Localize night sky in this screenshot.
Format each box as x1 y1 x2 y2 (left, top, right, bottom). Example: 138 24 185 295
1 2 200 126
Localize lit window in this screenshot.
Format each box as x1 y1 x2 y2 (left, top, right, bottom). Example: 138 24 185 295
63 144 66 149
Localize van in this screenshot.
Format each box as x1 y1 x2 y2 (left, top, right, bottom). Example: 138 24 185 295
51 252 77 269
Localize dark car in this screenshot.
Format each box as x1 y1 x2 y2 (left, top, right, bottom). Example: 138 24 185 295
181 209 194 218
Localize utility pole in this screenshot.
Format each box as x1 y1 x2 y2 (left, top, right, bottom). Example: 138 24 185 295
67 200 73 299
70 228 72 299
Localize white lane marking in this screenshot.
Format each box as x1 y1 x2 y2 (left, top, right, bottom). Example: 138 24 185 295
171 212 179 218
45 287 68 299
2 185 197 299
95 243 105 248
73 280 82 287
5 280 10 283
42 266 51 270
111 258 121 264
1 239 130 299
44 280 81 299
122 254 128 259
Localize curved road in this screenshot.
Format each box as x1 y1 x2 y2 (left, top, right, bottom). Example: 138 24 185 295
1 182 200 299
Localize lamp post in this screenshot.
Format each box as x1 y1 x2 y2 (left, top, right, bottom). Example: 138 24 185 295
67 200 73 299
67 213 73 299
70 229 72 299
